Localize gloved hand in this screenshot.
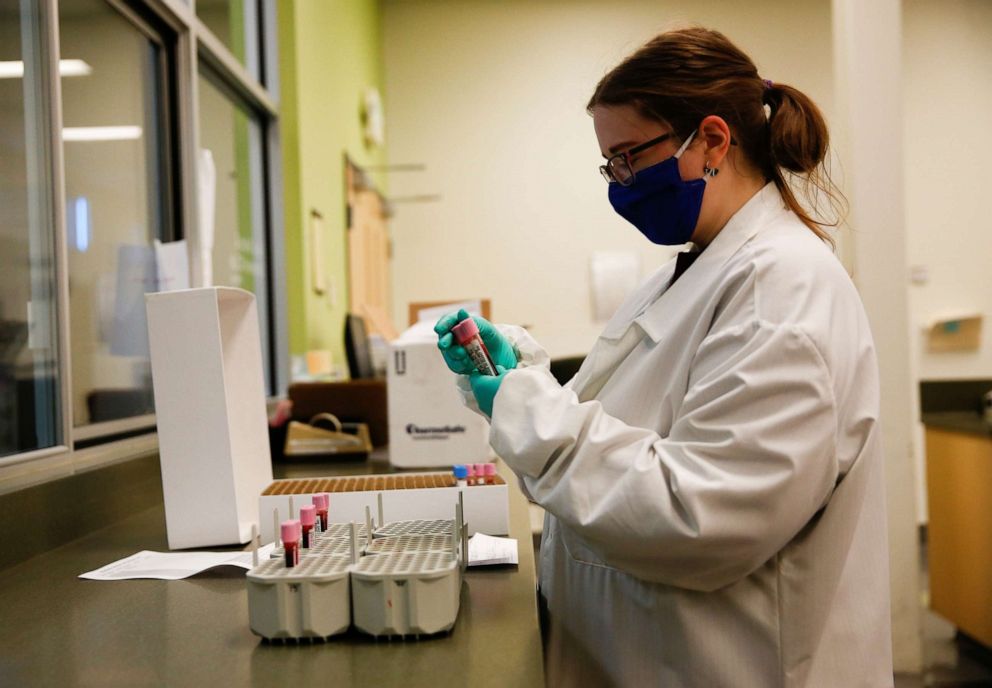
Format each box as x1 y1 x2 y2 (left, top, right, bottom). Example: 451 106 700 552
434 309 518 375
470 365 510 417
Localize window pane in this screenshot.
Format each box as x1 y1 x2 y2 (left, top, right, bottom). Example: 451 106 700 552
197 0 260 81
59 0 172 429
0 0 62 457
197 69 271 393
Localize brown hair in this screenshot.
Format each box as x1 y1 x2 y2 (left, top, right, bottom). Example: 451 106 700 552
588 27 843 245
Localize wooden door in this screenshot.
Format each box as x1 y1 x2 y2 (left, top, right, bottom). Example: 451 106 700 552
345 159 395 339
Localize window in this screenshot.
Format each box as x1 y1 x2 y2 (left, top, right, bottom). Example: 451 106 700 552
0 0 283 478
197 68 273 392
0 0 62 458
196 0 261 81
59 0 175 436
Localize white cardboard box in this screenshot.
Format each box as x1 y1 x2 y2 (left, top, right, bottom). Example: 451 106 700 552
387 322 491 468
146 287 273 549
258 473 509 544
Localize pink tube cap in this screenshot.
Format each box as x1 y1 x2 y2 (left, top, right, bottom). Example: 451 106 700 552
281 520 300 543
484 463 496 476
451 318 479 345
300 505 316 526
473 463 486 477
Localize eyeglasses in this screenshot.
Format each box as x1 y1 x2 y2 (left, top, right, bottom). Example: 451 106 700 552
599 131 675 186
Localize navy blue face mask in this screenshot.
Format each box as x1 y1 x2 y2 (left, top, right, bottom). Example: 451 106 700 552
608 131 710 246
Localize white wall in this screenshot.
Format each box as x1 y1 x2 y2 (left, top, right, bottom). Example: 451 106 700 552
904 0 992 382
382 0 835 356
832 0 922 671
902 0 992 525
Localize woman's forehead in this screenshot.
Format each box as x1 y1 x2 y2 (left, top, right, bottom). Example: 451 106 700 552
592 104 668 154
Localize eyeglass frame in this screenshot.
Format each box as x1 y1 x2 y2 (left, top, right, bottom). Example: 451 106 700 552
599 127 739 186
599 131 676 187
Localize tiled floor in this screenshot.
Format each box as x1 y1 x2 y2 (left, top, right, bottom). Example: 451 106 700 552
894 531 992 687
895 610 992 687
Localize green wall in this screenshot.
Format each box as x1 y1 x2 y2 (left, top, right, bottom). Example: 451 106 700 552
277 0 387 372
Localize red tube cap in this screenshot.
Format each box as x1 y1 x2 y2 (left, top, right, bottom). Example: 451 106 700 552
281 520 299 543
300 505 316 526
451 318 479 345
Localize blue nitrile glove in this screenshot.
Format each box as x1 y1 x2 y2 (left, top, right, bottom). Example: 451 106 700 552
470 365 509 417
434 309 518 375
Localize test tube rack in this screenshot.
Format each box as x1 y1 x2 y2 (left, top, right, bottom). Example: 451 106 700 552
246 495 469 642
258 470 508 544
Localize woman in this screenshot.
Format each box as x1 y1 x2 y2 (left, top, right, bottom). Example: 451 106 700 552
436 27 891 687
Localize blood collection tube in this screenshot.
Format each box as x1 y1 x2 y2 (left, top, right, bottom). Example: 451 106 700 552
300 505 316 548
466 463 476 486
451 318 498 376
473 463 486 486
281 520 300 567
314 493 329 533
453 464 468 487
483 463 496 485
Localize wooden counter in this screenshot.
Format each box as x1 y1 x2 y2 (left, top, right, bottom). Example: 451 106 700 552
925 425 992 648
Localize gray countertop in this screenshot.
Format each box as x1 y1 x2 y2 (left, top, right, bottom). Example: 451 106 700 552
0 457 545 688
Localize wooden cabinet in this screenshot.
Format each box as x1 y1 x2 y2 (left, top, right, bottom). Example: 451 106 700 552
925 427 992 647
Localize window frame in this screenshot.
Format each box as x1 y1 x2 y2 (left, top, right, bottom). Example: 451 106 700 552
0 0 287 489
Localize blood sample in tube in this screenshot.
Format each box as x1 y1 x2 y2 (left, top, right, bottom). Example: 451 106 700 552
473 463 486 486
312 494 328 533
282 520 300 567
451 318 498 376
484 463 496 485
300 505 316 548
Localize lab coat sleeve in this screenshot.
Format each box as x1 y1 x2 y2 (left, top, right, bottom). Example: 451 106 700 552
453 323 552 416
489 321 839 592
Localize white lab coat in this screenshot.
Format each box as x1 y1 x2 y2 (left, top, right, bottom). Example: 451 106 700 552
458 183 893 687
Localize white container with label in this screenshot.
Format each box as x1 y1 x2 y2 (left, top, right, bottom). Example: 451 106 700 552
387 322 491 468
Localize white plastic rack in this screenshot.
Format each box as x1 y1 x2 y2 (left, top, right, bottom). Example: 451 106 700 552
364 534 455 556
246 493 468 642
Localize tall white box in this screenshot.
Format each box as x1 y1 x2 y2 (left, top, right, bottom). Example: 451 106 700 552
146 287 273 549
387 323 490 468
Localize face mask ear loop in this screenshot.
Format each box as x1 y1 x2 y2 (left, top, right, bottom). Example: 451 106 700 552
673 130 696 160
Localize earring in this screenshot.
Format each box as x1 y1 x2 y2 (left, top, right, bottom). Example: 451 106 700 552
703 161 720 177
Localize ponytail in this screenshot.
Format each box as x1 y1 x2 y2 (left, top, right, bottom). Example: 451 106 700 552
763 82 842 245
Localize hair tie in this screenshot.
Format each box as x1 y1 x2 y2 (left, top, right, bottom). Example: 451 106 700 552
763 79 774 90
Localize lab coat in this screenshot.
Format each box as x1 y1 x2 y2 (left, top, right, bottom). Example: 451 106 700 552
458 183 893 687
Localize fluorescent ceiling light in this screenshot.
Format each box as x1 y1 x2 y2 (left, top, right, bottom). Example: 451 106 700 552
63 126 142 142
0 59 93 79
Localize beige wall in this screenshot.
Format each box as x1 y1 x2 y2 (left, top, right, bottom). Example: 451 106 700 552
904 0 992 383
382 0 835 356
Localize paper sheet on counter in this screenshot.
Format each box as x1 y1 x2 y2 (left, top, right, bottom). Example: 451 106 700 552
467 533 518 567
79 543 275 581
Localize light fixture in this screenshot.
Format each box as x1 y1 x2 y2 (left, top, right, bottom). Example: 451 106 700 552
0 58 93 79
62 126 142 142
71 197 90 252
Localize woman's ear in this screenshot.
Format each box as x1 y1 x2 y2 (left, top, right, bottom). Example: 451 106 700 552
698 115 732 168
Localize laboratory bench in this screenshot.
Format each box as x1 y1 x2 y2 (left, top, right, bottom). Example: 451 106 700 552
0 452 545 687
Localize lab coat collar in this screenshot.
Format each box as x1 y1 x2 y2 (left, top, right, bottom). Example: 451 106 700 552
601 182 785 343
